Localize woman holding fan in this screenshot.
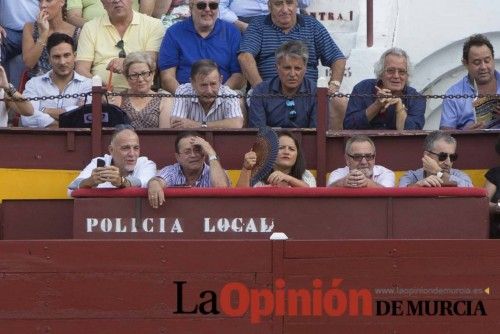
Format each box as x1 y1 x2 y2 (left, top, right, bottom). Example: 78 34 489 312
236 131 316 188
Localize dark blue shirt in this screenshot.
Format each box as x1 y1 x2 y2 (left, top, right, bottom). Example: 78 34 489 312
343 79 426 130
249 75 316 128
158 17 242 84
239 14 345 83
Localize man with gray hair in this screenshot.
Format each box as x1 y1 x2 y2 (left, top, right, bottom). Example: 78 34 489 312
328 135 395 188
343 47 426 130
238 0 345 95
68 125 157 195
399 131 472 187
248 40 316 128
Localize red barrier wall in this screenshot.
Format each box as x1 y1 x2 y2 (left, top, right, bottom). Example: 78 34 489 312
0 240 498 333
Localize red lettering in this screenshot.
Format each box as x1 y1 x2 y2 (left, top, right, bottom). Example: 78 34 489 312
220 282 249 316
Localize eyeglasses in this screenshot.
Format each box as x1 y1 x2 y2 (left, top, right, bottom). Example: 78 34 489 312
384 67 407 76
127 70 153 81
115 40 126 58
426 151 458 162
195 2 219 10
285 99 297 121
347 153 376 162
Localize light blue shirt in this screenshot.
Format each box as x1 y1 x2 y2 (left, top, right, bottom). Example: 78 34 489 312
21 71 92 128
0 0 38 30
219 0 310 23
441 70 500 129
398 168 473 188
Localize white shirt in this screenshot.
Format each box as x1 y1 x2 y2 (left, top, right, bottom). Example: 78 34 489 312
327 165 395 187
21 71 92 128
67 154 157 196
0 89 7 127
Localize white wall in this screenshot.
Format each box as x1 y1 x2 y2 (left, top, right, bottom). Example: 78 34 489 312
309 0 500 129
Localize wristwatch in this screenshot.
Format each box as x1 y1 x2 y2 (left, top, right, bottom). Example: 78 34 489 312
5 83 17 97
208 154 218 162
329 80 341 88
436 171 444 179
119 176 127 188
201 121 208 128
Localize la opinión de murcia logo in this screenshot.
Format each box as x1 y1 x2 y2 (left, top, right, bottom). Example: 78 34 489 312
173 279 488 323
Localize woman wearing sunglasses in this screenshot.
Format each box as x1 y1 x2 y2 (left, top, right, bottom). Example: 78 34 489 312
110 52 172 128
23 0 80 79
236 131 316 188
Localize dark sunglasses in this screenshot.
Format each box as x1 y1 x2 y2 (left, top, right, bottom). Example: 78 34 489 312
426 151 458 162
195 2 219 10
285 99 297 121
115 40 126 58
347 153 376 162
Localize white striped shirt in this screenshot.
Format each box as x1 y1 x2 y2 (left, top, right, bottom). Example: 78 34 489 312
172 83 242 123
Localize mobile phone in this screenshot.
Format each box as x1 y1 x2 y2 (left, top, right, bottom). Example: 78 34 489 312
97 158 105 168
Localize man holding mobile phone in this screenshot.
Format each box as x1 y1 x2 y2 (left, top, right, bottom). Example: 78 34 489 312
68 124 156 195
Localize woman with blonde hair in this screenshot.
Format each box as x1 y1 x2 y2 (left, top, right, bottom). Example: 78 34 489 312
110 52 172 128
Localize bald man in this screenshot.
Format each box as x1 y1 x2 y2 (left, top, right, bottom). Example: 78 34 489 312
68 125 156 194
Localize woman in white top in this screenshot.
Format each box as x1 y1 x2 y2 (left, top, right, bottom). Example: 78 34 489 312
237 131 316 188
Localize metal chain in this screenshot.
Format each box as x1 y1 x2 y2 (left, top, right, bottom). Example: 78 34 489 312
1 90 499 102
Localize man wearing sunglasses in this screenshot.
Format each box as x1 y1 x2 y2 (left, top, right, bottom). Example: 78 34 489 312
158 0 245 94
399 131 472 188
248 40 316 128
76 0 165 91
328 135 395 188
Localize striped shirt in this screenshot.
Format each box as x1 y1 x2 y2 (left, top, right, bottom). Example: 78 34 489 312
172 83 243 123
239 14 345 82
157 162 212 187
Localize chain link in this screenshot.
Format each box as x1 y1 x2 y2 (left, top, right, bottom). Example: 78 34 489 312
1 90 499 102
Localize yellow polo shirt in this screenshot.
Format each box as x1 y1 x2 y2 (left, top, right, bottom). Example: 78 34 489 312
76 11 165 90
67 0 140 22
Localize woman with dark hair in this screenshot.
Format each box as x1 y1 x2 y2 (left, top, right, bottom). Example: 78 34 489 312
22 0 79 78
484 136 500 238
237 131 316 188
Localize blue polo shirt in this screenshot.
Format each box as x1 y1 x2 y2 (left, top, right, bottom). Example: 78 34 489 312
239 14 345 83
441 70 500 129
158 17 242 84
248 75 317 128
343 79 426 130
